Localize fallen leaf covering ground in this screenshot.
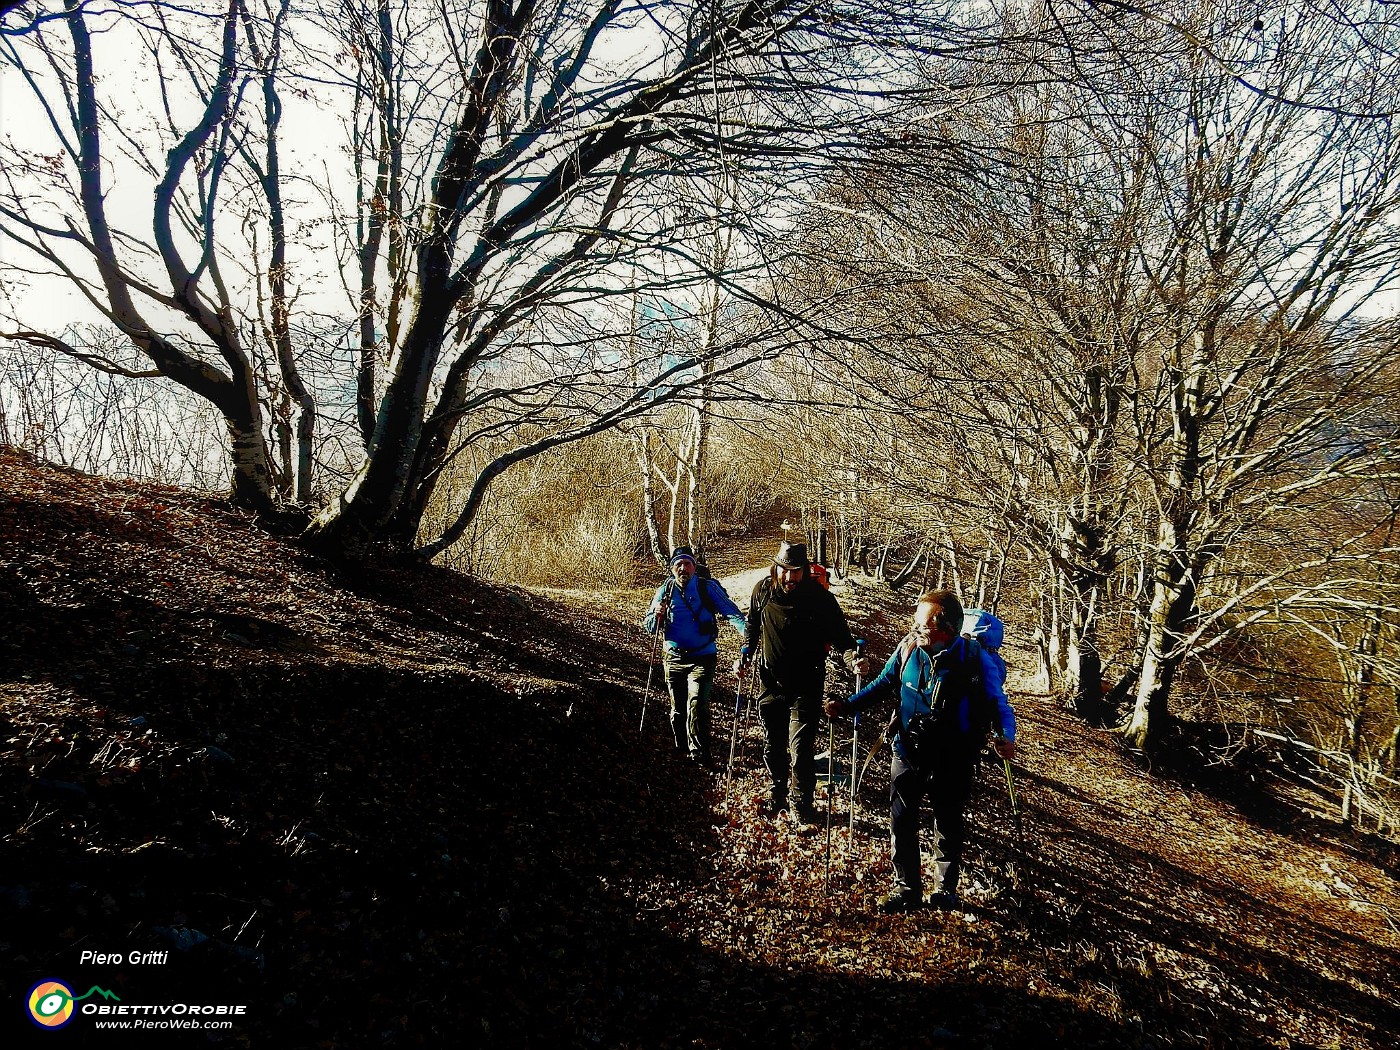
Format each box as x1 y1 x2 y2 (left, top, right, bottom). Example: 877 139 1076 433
1 445 1397 1049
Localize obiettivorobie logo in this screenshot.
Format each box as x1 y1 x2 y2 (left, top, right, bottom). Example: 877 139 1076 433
27 980 121 1029
25 978 247 1032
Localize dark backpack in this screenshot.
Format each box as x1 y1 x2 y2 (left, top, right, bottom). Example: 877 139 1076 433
898 637 991 767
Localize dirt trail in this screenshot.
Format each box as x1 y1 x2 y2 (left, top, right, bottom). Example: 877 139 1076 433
4 456 1398 1050
715 563 769 606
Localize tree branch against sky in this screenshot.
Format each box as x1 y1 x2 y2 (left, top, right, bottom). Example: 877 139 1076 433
1 0 292 508
300 0 963 559
753 0 1400 751
1 0 1021 561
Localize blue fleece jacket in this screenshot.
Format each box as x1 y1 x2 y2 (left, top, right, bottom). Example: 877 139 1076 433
642 576 746 657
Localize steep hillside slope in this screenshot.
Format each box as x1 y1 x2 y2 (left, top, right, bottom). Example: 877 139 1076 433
1 447 1397 1049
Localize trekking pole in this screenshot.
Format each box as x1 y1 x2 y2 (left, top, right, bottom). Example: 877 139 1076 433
824 701 836 892
639 582 673 734
725 653 748 793
848 640 864 846
639 626 661 734
826 643 858 891
996 731 1025 879
743 650 757 721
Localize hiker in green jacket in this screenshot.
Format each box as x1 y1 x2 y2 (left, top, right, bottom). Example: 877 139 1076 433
736 542 869 823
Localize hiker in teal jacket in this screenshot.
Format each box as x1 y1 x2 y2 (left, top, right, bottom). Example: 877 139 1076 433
826 589 1016 913
643 547 746 765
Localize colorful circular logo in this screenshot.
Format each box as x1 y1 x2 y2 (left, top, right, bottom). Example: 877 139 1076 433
27 980 75 1029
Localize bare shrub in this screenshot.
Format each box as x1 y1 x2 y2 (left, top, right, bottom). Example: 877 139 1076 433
433 434 645 588
1 334 226 489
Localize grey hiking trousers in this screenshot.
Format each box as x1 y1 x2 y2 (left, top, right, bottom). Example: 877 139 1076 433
664 650 716 761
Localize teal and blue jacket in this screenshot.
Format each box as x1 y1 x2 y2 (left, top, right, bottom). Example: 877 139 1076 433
847 634 1015 760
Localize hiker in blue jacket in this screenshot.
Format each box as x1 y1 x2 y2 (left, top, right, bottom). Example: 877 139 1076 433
643 546 747 765
826 589 1016 913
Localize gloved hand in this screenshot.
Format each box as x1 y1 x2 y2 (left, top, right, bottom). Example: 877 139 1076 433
733 645 750 677
823 698 851 719
994 735 1016 761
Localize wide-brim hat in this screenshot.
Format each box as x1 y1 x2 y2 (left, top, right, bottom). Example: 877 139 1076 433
774 541 809 569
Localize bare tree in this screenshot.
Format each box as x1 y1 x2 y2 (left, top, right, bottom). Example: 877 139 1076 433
0 0 292 508
4 0 1003 563
756 0 1400 752
0 0 337 508
1112 6 1400 748
301 0 976 561
241 0 317 502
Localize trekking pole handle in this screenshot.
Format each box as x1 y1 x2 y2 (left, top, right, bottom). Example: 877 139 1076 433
853 639 865 709
663 579 677 621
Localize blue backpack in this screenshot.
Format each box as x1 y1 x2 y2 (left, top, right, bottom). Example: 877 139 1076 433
961 608 1004 650
962 608 1008 692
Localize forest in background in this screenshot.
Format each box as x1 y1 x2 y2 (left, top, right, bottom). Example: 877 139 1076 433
2 0 1399 827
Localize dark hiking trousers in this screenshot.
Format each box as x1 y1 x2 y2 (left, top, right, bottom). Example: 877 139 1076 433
664 650 716 760
758 687 823 807
889 742 978 897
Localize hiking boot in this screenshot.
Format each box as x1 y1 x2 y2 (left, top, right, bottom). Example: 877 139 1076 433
764 796 789 818
924 891 961 911
877 890 922 915
794 802 818 826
